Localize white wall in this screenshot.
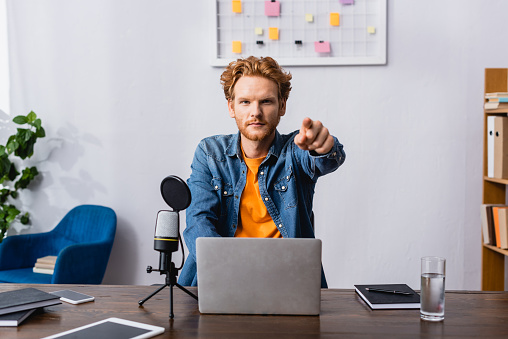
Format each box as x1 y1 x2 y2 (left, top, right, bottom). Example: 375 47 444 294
3 0 508 289
0 0 8 115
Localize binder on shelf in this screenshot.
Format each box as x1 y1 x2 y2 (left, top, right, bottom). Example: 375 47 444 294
487 116 495 178
493 117 508 179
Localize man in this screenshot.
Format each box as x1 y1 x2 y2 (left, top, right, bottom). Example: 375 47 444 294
178 56 345 287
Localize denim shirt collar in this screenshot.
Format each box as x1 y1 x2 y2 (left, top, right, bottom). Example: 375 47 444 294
225 130 284 160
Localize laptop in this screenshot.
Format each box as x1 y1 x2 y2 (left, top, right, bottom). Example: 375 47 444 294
196 237 322 315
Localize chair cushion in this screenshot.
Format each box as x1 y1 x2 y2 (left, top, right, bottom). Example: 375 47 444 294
0 268 53 284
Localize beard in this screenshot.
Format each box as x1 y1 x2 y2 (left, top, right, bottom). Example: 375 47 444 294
235 116 281 142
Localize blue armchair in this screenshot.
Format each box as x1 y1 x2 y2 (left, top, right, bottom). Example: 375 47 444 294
0 205 116 284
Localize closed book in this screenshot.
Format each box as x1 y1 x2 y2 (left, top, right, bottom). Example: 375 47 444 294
498 208 508 249
354 284 420 310
485 102 508 110
485 92 508 98
492 207 508 248
36 256 57 265
0 288 61 315
487 97 508 103
481 204 503 245
34 262 55 269
0 308 36 327
33 267 54 275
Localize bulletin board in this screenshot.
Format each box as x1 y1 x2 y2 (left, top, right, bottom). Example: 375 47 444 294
212 0 387 67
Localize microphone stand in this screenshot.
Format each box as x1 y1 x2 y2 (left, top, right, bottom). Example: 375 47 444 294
138 252 198 319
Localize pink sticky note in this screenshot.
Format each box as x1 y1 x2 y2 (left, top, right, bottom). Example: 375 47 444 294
340 0 354 4
314 41 330 53
265 1 281 17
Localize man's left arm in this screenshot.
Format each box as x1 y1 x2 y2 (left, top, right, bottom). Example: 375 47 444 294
294 117 345 178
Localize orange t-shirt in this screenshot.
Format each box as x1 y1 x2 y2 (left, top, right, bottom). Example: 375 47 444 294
234 152 282 238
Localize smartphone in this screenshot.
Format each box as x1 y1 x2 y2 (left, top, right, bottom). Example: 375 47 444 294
50 290 95 304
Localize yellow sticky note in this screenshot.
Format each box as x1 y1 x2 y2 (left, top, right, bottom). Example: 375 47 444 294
330 13 340 26
305 14 314 23
255 27 263 35
232 41 242 53
367 26 376 34
269 27 279 40
232 1 242 13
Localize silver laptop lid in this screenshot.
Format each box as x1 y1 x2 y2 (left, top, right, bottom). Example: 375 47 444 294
196 237 321 315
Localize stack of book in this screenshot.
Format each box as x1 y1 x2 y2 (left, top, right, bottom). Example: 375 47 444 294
33 255 57 275
481 204 508 249
485 92 508 110
0 288 61 327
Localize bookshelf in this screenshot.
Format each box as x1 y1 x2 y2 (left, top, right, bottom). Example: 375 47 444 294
482 68 508 291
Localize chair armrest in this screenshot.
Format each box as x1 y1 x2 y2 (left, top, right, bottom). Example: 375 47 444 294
0 232 55 270
51 241 114 284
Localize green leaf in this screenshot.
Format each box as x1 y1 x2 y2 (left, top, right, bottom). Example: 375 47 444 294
8 163 20 181
35 126 45 138
20 212 29 225
6 139 19 154
5 206 20 223
27 111 36 123
12 116 28 125
0 189 9 204
33 119 42 129
14 166 38 190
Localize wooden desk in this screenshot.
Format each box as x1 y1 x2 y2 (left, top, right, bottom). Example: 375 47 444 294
1 284 507 338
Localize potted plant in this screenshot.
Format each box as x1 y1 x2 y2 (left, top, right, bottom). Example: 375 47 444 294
0 111 45 241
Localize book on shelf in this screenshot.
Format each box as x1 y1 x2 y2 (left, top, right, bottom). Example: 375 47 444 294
492 206 508 249
485 92 508 99
497 208 508 249
0 288 61 316
486 97 508 103
485 102 508 110
0 308 36 327
354 284 420 310
481 204 504 246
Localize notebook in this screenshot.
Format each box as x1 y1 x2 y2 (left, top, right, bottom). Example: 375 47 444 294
196 237 322 315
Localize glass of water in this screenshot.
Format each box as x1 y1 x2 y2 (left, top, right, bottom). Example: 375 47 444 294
420 256 446 321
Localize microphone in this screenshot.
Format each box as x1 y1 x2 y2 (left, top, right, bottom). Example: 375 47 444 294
140 175 197 316
154 211 180 253
152 175 192 254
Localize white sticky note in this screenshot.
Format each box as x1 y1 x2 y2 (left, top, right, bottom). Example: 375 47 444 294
305 14 314 22
367 26 376 34
255 27 263 35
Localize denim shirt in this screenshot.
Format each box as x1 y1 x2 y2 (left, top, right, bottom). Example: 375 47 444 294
178 130 345 287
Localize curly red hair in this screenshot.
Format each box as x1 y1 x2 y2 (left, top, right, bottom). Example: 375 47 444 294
220 56 292 108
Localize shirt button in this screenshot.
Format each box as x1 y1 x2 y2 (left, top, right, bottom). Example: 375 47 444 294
281 186 286 190
224 191 228 195
264 197 269 201
215 185 219 190
278 224 282 228
260 171 264 175
286 176 290 180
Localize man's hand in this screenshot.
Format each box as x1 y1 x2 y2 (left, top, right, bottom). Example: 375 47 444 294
294 117 334 155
